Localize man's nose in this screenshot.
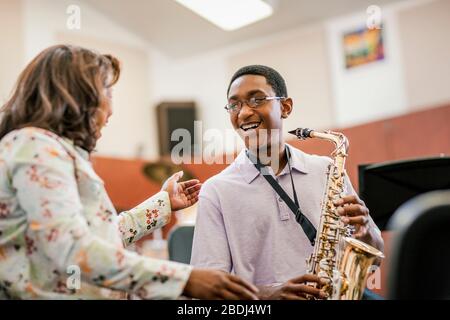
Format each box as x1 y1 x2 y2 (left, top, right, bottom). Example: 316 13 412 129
237 102 255 119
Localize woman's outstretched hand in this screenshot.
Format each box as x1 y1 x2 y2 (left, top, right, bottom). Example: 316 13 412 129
161 171 202 211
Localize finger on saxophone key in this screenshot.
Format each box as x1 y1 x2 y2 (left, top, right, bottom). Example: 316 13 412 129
320 290 330 299
336 207 345 215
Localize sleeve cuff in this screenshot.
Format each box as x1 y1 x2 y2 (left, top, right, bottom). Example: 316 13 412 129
120 191 173 245
139 259 193 300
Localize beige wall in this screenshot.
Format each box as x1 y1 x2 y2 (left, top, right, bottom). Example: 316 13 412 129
398 0 450 110
19 0 157 159
2 0 449 158
0 0 24 104
326 5 408 128
2 0 159 159
227 25 334 133
149 0 450 155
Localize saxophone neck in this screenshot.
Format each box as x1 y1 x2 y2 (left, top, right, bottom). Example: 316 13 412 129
289 128 349 156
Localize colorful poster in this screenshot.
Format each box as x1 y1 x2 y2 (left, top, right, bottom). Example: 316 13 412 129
343 26 384 69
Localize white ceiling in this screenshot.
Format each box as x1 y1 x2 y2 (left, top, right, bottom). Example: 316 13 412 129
82 0 405 59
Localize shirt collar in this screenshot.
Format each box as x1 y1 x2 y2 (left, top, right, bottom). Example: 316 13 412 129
75 146 91 161
61 137 90 161
285 143 309 174
236 143 309 184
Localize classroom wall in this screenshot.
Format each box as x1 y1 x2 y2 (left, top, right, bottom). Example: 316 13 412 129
0 0 24 103
1 0 448 159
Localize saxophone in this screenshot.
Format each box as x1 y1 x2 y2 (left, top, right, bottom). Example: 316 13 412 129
289 128 384 300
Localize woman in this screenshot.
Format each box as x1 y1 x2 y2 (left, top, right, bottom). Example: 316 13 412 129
0 45 258 300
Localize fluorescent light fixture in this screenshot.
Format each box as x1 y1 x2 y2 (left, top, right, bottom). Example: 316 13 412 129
175 0 273 31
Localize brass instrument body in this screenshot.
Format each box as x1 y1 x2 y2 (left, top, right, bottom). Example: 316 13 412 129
290 128 384 300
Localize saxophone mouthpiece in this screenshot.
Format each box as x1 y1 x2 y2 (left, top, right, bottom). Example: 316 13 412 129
289 128 313 140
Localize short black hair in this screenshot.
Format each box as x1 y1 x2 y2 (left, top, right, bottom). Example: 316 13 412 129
227 65 288 97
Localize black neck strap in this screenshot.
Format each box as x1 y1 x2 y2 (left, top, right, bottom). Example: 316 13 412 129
246 147 316 245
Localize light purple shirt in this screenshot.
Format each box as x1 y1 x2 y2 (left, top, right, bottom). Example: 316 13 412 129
191 144 359 286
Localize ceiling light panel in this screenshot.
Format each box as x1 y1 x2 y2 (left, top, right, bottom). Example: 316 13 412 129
175 0 273 31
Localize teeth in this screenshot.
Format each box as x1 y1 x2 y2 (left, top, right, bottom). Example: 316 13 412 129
241 122 260 131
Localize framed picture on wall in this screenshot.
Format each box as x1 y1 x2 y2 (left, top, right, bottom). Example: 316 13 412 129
343 25 384 69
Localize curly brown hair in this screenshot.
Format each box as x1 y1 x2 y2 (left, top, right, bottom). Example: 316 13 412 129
0 44 120 152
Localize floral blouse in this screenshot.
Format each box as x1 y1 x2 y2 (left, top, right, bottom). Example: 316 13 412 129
0 127 192 299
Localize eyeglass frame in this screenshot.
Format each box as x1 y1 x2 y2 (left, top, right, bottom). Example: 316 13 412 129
224 96 286 113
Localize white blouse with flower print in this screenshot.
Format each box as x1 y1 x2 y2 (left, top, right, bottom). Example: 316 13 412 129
0 127 192 299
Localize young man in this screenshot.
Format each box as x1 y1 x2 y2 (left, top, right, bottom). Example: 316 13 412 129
190 65 384 300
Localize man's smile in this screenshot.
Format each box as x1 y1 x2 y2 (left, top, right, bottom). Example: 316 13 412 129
240 121 262 132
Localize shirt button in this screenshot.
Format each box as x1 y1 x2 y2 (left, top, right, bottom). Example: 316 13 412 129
278 198 283 202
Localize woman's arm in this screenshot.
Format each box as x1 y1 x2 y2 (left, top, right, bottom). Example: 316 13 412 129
118 173 201 246
118 191 173 246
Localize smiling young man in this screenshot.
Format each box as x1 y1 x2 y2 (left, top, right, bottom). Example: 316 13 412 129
190 65 384 300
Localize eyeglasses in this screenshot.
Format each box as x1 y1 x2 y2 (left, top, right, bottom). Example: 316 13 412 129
224 96 285 113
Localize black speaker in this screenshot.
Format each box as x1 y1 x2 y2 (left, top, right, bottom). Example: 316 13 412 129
156 101 197 157
358 156 450 231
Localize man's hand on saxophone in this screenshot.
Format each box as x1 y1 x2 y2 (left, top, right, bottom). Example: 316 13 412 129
257 275 329 300
334 194 385 263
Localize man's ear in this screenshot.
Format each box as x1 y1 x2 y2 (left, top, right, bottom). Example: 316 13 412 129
281 98 293 119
